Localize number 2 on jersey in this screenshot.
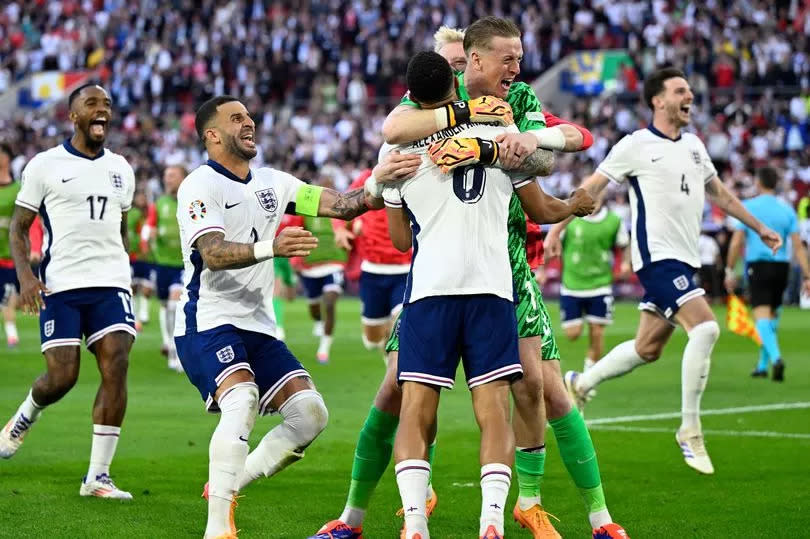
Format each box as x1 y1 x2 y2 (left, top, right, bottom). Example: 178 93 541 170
87 195 108 220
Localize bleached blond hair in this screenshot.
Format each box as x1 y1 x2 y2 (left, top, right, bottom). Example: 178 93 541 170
433 26 465 52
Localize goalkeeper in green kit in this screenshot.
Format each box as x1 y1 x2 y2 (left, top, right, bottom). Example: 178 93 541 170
311 17 627 539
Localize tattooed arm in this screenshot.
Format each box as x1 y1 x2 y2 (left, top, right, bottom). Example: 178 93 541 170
317 187 382 220
497 148 555 177
10 206 48 313
194 228 318 271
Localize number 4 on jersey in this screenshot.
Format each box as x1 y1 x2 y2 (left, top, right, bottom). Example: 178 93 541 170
680 174 690 195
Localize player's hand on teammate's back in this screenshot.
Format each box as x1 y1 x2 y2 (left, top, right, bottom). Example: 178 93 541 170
568 188 596 217
334 226 355 250
18 274 49 314
758 226 783 254
373 151 422 184
494 132 538 170
466 96 514 126
428 137 498 174
273 226 319 258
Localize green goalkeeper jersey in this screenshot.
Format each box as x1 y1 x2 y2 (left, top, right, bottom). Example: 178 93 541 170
153 195 183 267
126 206 144 258
561 207 628 294
400 71 546 274
0 181 21 260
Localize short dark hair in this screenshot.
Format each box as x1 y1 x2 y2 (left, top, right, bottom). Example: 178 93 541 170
0 142 12 158
757 166 781 190
643 67 686 110
406 51 454 105
463 16 521 54
68 83 105 109
195 95 239 141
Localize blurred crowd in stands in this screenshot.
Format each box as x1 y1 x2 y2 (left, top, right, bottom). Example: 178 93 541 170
1 0 809 300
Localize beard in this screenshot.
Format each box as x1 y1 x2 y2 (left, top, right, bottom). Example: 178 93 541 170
225 133 257 160
79 123 105 152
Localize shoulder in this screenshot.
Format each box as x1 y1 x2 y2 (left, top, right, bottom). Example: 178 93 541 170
507 82 542 109
178 166 219 195
255 166 303 187
24 146 62 173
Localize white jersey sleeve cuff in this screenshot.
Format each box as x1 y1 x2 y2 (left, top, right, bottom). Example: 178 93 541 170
15 199 39 212
597 168 622 183
188 226 226 247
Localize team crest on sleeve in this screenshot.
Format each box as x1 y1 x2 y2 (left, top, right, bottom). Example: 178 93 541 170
109 171 125 192
44 320 54 337
254 188 278 213
691 150 701 165
216 345 235 363
673 275 690 291
188 200 207 221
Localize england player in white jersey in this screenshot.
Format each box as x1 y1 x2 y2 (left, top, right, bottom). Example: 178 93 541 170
177 95 382 539
546 68 781 475
0 84 137 499
379 51 594 539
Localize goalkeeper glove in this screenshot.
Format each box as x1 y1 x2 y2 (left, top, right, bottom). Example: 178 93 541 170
428 137 499 174
434 96 514 129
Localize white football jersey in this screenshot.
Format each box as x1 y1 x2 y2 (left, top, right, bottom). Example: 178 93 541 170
174 160 305 337
382 123 530 304
597 126 717 271
15 141 135 294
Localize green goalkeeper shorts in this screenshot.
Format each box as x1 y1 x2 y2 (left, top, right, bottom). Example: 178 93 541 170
385 273 560 361
514 263 560 361
274 257 296 287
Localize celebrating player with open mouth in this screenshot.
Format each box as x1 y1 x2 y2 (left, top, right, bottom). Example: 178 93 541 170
2 83 138 500
175 95 383 539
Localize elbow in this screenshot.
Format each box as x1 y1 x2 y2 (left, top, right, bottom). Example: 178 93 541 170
536 153 555 176
198 251 223 271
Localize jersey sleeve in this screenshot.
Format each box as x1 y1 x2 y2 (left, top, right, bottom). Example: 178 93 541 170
383 185 402 208
122 161 136 211
596 135 634 183
696 140 718 183
509 83 546 132
16 156 46 212
177 178 225 248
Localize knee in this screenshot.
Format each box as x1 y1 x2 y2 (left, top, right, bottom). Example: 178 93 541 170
635 340 663 361
512 370 543 408
51 364 80 393
282 390 328 448
564 325 583 340
362 333 386 351
690 320 720 343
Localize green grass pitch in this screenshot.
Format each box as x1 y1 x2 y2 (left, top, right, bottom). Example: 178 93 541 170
0 299 808 537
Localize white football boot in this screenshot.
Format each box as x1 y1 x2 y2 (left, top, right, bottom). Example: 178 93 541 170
80 473 133 500
675 429 714 475
0 413 34 459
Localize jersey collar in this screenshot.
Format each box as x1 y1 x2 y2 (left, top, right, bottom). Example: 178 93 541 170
63 138 105 160
647 123 682 142
206 159 252 184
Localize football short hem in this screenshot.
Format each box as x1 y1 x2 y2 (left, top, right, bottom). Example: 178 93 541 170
132 278 155 289
85 323 137 347
361 315 391 326
676 288 705 307
638 302 677 326
398 371 454 389
323 284 343 294
561 318 584 328
467 364 523 389
214 362 254 387
307 296 323 304
584 315 613 325
258 368 310 415
41 338 82 352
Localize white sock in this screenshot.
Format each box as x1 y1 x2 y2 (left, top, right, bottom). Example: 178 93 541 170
584 357 595 371
318 335 333 355
7 391 45 439
681 321 719 433
158 305 169 348
5 321 18 341
137 295 149 323
480 463 511 536
87 425 121 480
206 382 259 538
237 390 327 490
338 507 366 529
395 459 430 538
166 300 178 360
589 508 613 529
313 320 325 337
577 340 646 394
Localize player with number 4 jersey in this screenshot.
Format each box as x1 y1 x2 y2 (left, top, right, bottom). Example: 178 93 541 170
1 83 137 501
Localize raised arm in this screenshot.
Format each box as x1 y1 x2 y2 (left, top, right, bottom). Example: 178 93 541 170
544 171 611 258
10 205 48 313
514 182 595 225
706 177 782 253
194 228 318 272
